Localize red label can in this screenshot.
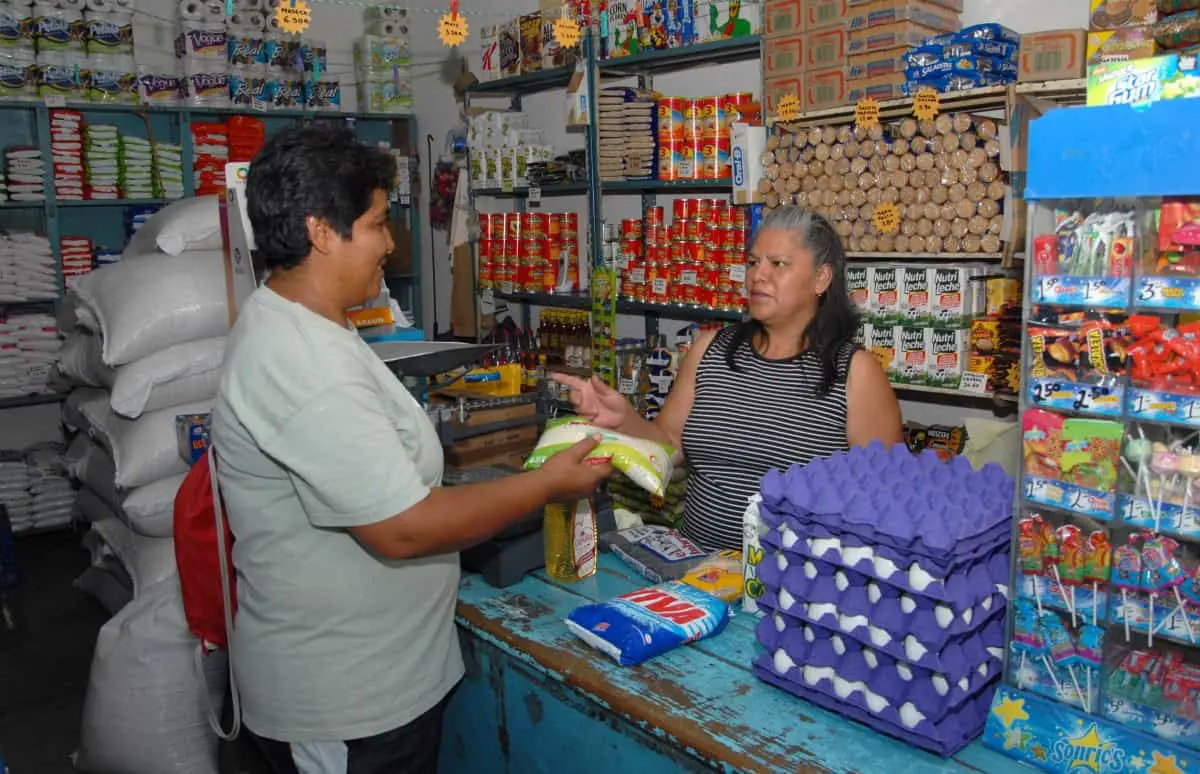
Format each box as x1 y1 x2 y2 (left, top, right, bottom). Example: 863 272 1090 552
644 206 665 227
731 207 746 229
621 239 643 261
504 212 522 239
621 218 643 240
680 241 705 263
682 218 706 243
674 198 698 220
522 212 549 239
478 238 495 262
479 261 494 289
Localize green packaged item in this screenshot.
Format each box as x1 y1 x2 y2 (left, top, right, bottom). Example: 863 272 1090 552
524 417 676 497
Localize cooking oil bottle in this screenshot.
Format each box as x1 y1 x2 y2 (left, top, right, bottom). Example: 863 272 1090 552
543 500 598 583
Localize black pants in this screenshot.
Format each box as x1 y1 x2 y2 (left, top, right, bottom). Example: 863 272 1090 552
220 689 453 774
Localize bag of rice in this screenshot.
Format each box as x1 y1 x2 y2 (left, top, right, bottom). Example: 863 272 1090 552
524 418 675 497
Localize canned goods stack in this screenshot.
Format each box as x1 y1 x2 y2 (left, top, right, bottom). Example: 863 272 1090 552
605 197 749 314
478 211 582 295
656 92 752 183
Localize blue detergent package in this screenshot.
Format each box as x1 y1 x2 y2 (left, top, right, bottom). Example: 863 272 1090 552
565 581 730 666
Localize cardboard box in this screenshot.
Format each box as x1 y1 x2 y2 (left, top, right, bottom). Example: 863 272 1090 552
802 0 850 31
893 326 931 385
868 265 899 324
805 26 849 69
805 65 848 109
430 398 538 430
848 46 907 79
732 122 767 204
927 328 968 389
479 24 500 82
765 0 804 36
848 72 906 101
499 20 521 77
764 74 804 115
849 21 941 54
1087 26 1158 65
900 265 931 325
1089 0 1157 31
444 425 539 468
519 13 542 73
1019 29 1087 81
698 0 762 41
868 323 897 373
848 0 961 34
765 31 806 77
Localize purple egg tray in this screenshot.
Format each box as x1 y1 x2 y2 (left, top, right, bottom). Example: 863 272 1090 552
755 554 1006 649
759 531 1011 607
755 593 1005 683
755 615 1001 723
760 442 1014 554
754 656 998 758
758 503 1010 575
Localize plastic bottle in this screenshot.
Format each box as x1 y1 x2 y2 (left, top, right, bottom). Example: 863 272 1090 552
543 500 597 583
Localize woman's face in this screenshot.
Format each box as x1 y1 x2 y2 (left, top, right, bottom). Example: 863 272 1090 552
745 227 831 325
326 188 395 307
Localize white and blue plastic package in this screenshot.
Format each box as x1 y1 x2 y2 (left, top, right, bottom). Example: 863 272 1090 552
565 581 730 666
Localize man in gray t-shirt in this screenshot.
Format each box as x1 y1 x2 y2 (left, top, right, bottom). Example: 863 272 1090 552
213 126 611 774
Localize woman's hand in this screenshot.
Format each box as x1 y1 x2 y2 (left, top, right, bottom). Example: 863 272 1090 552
537 436 614 500
552 374 632 429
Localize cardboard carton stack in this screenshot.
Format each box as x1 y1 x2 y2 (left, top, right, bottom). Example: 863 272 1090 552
765 0 964 116
1086 0 1158 67
1018 28 1088 82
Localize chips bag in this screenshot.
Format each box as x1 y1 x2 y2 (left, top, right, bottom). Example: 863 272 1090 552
524 418 675 497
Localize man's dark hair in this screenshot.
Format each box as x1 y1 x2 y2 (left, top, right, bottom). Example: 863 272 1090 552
246 125 397 271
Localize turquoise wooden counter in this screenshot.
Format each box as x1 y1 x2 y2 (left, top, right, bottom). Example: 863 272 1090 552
438 555 1032 774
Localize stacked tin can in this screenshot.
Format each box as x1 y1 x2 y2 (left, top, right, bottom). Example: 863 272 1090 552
478 211 581 294
611 197 749 313
655 92 752 182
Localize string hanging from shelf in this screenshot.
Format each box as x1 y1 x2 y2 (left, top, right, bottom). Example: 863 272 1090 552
438 0 468 47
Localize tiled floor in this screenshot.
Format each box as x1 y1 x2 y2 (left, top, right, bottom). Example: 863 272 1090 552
0 529 108 773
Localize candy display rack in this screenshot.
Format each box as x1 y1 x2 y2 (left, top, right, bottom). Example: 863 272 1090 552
984 99 1200 773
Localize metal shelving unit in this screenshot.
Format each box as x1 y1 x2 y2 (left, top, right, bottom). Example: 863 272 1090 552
0 103 425 334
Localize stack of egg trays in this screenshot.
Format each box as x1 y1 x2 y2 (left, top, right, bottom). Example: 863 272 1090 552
751 443 1013 757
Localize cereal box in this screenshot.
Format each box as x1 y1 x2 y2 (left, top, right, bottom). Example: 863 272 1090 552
1086 26 1157 65
605 0 641 58
868 323 897 374
892 326 930 384
499 20 521 77
927 327 968 388
868 265 899 324
641 0 668 49
1089 0 1157 31
1087 53 1200 107
846 265 869 314
900 265 930 325
479 24 500 82
520 13 542 72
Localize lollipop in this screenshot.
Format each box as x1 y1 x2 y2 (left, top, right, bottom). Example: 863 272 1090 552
1112 538 1144 642
1042 611 1088 710
1123 433 1155 502
1150 442 1182 530
1177 446 1200 531
1057 524 1086 625
1076 622 1104 713
1018 516 1047 576
1142 535 1196 644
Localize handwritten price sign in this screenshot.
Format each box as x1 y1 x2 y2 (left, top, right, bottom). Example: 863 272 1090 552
775 93 801 123
872 202 900 234
275 0 311 34
438 11 468 47
911 87 940 122
854 97 881 132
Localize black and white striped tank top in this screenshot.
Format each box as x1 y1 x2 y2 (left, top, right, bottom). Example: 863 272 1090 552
679 326 856 551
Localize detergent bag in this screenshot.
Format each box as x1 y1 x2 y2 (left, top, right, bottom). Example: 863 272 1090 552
524 417 675 497
565 581 730 666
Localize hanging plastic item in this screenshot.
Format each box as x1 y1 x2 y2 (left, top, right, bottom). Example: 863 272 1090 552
430 157 458 231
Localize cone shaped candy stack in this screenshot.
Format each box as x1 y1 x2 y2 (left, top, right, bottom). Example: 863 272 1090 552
752 441 1013 757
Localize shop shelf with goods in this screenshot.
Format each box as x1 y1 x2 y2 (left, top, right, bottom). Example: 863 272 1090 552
983 98 1200 774
0 103 424 412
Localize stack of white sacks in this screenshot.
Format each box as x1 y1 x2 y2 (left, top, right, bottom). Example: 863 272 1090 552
0 444 75 534
0 309 63 398
59 196 231 774
0 231 59 303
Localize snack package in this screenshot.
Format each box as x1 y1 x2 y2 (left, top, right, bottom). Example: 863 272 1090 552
524 417 676 497
602 525 708 583
681 550 744 603
564 581 731 666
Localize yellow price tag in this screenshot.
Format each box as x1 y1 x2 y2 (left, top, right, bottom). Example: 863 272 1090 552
438 11 469 47
775 93 801 123
854 97 881 132
912 87 940 122
872 202 901 234
274 0 311 34
554 13 581 48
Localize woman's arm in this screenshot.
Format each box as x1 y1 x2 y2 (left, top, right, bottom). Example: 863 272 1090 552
845 348 904 447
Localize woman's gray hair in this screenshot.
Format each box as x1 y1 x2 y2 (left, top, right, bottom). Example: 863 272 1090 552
757 205 845 269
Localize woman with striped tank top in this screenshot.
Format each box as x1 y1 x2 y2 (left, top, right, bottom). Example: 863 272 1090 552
556 206 904 550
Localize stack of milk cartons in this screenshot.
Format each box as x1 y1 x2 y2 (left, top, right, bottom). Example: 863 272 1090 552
466 110 551 191
57 196 229 611
354 7 411 114
0 309 63 399
854 263 987 391
0 231 58 303
751 442 1011 756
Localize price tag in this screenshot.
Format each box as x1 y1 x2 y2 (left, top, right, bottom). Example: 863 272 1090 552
528 185 542 206
1135 276 1200 311
678 160 694 178
854 97 881 132
1034 275 1130 307
872 202 900 234
437 10 469 47
680 270 698 285
553 12 581 48
652 277 668 295
774 94 801 124
618 377 637 394
1128 388 1200 427
1024 475 1114 520
481 288 495 305
958 371 989 394
1028 377 1122 417
911 87 940 122
43 93 66 108
275 0 312 34
630 267 646 284
728 264 746 284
